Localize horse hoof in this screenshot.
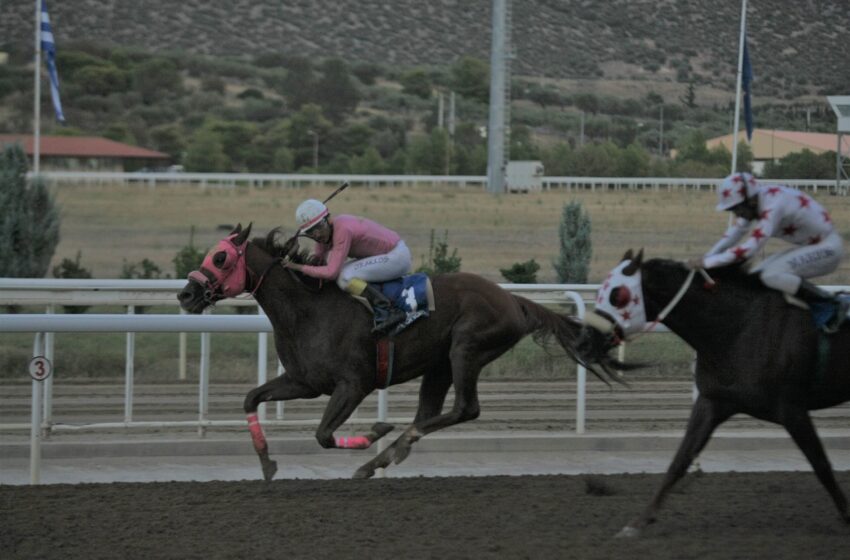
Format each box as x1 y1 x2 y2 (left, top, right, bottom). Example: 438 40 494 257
370 422 395 439
261 459 278 482
615 526 641 539
353 466 375 479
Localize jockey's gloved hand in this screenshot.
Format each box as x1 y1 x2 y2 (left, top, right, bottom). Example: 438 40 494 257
685 257 704 270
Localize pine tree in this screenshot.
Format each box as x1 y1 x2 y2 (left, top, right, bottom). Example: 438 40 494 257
0 144 60 277
553 201 591 283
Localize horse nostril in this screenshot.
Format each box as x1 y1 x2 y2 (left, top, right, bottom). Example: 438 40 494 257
178 290 191 302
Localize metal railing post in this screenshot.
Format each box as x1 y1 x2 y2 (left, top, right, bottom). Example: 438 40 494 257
29 333 45 484
198 309 211 438
124 306 135 423
276 361 285 420
179 308 187 381
42 304 55 436
257 307 268 422
561 291 587 434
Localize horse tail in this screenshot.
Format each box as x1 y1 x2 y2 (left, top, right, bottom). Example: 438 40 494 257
514 295 628 387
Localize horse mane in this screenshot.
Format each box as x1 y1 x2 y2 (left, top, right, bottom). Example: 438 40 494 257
646 258 771 298
252 227 311 264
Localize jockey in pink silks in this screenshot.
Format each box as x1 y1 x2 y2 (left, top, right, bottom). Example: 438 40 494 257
689 172 845 315
285 199 412 335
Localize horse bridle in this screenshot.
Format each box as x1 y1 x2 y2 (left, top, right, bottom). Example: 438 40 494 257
189 237 282 305
587 266 716 344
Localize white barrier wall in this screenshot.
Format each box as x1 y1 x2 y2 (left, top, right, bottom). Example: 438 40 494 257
27 171 843 193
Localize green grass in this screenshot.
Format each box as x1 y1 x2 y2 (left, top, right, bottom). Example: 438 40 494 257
3 183 847 383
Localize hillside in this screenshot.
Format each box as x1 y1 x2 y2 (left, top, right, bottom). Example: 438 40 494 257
2 0 848 99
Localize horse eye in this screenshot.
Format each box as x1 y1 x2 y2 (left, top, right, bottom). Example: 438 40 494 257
212 251 227 268
609 286 631 309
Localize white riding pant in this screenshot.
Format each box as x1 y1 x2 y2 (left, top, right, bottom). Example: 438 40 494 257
752 231 844 294
336 241 413 291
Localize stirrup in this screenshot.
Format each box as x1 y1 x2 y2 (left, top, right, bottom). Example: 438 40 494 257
372 308 407 336
823 300 849 334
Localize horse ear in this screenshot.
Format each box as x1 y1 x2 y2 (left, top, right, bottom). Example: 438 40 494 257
621 249 634 262
231 223 242 235
622 249 643 276
233 222 252 246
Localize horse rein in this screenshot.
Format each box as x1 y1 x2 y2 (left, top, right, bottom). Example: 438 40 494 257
635 267 716 339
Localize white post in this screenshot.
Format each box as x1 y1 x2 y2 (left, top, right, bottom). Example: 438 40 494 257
33 0 42 175
730 0 749 174
42 304 54 434
276 361 285 420
124 306 135 423
179 308 187 381
29 333 44 484
198 310 211 438
375 388 389 478
257 307 268 423
564 291 588 434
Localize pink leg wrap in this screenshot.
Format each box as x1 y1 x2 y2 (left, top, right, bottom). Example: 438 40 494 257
247 413 267 453
335 435 371 449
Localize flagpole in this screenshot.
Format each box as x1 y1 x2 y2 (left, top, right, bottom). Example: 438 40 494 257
33 0 41 175
730 0 748 174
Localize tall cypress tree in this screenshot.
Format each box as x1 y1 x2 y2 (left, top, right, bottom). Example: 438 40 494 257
553 200 592 283
0 144 60 277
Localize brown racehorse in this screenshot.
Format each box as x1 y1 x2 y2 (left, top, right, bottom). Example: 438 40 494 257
577 250 850 535
178 224 616 480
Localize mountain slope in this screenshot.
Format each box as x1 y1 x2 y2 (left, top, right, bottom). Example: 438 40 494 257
2 0 848 98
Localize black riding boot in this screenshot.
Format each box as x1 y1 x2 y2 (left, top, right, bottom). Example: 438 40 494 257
362 285 407 336
796 280 845 332
795 279 834 305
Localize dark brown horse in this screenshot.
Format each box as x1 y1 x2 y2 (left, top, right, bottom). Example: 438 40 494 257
578 250 850 535
178 224 608 480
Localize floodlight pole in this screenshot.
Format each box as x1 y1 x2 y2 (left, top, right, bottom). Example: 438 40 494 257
486 0 508 194
730 0 748 174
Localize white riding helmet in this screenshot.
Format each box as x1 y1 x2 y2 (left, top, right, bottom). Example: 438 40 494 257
716 172 758 211
295 199 329 231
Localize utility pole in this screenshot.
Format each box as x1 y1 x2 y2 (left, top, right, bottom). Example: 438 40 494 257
580 112 585 147
658 104 664 157
447 91 455 175
486 0 509 194
308 130 319 172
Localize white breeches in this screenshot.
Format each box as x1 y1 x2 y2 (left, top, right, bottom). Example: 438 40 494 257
336 241 413 290
752 231 844 294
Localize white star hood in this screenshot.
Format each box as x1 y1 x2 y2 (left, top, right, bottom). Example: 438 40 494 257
593 256 648 336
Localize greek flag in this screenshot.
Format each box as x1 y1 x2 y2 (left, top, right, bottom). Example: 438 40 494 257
742 37 754 141
40 1 65 122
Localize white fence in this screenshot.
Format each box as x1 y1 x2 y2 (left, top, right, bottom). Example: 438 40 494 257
1 279 598 483
4 278 848 483
29 171 846 194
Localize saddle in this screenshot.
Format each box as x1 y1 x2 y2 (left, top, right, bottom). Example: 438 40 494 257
372 272 435 335
353 273 435 337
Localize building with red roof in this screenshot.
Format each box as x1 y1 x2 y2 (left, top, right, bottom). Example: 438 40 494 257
705 129 849 175
0 134 170 172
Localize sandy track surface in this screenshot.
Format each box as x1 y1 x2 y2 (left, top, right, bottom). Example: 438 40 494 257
3 472 849 560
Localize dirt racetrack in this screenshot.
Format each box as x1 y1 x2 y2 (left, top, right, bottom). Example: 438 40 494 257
3 471 848 560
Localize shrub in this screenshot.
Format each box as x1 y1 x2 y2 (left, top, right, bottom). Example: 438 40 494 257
553 201 592 283
121 258 167 279
172 226 206 279
52 251 93 313
500 259 540 283
417 229 461 275
0 144 60 278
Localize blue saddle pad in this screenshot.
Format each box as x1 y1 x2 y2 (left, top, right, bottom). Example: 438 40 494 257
810 294 850 330
373 272 430 314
